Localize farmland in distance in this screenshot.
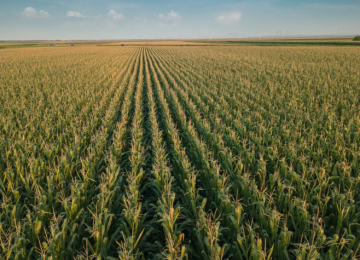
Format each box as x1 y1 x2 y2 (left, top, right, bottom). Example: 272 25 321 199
0 44 360 259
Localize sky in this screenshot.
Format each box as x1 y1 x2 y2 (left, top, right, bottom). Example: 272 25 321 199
0 0 359 40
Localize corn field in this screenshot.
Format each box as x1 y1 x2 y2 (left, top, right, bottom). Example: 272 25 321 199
0 45 360 259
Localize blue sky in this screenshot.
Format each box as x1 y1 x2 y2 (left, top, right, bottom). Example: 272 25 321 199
0 0 359 40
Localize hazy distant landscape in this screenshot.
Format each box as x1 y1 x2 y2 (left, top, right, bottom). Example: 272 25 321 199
1 37 360 49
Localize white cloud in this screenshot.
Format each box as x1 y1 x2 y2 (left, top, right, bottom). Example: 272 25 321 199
22 7 37 18
159 10 181 20
158 10 181 26
22 7 49 18
39 10 49 18
66 11 86 18
107 10 124 20
216 12 242 25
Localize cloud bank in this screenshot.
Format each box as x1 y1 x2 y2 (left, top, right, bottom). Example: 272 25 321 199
22 7 49 18
159 10 181 20
107 10 124 20
66 11 86 18
216 12 241 25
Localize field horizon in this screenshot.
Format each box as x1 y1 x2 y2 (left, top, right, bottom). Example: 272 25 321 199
1 36 360 49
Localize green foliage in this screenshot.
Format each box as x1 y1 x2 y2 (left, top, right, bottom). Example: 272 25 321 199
1 45 360 259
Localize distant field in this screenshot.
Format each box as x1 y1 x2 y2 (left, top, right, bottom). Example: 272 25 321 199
0 43 39 49
103 40 214 46
0 40 209 49
2 37 360 49
0 41 118 49
1 44 360 259
191 37 360 46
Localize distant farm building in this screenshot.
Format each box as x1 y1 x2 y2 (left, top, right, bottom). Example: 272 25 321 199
49 44 58 47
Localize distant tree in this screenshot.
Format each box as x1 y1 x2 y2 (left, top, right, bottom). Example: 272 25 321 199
354 36 360 41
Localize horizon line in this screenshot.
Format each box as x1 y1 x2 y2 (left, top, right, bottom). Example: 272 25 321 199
0 35 358 42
